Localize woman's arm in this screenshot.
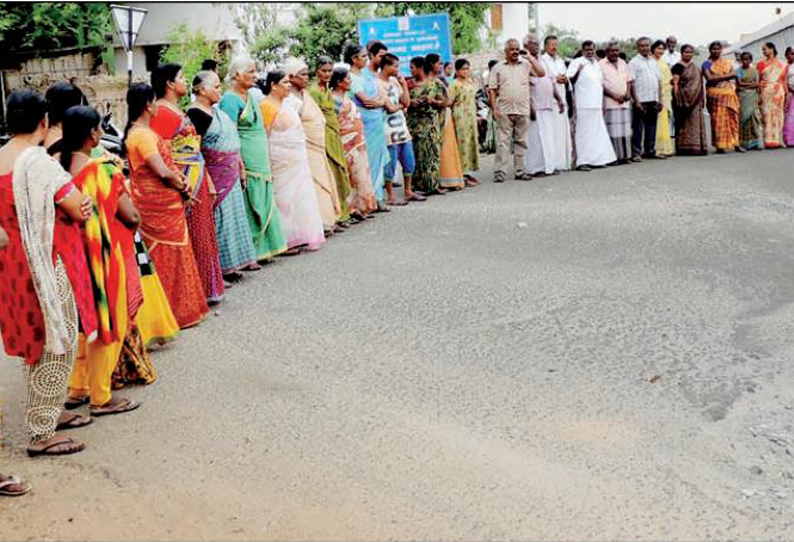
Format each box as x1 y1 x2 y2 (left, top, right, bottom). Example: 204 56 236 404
116 192 140 228
355 91 382 109
0 225 8 249
57 186 92 223
143 153 191 198
239 155 247 191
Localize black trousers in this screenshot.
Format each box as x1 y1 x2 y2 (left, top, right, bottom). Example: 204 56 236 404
632 102 659 157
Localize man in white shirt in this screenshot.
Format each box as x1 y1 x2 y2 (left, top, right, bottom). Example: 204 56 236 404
566 40 617 170
662 36 681 67
524 34 565 175
540 34 573 171
629 36 663 160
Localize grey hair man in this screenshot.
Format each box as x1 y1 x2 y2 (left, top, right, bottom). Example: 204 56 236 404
488 38 545 182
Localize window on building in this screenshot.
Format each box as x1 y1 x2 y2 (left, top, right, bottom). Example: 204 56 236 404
143 45 165 72
491 4 503 32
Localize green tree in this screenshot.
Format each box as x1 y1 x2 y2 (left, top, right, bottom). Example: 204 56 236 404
0 2 113 55
376 3 492 55
160 23 229 106
234 3 289 66
289 3 376 63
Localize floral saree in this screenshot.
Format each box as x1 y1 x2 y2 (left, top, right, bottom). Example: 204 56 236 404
334 93 377 214
151 103 224 303
757 58 788 148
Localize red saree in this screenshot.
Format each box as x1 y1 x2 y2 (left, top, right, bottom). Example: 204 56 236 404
151 103 225 303
127 124 208 328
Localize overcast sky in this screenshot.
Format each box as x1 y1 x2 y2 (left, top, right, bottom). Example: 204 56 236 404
537 2 794 46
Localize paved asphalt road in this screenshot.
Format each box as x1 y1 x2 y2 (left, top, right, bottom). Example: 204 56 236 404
2 150 793 540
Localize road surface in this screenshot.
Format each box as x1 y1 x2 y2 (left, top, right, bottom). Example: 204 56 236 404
2 150 793 540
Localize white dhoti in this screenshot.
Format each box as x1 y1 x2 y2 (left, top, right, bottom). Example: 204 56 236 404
549 107 573 171
574 108 617 167
526 111 557 175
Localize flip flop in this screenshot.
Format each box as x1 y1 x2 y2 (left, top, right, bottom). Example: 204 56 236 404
407 193 427 202
56 412 93 431
90 397 141 417
0 475 31 497
27 436 85 457
388 200 408 206
64 396 89 410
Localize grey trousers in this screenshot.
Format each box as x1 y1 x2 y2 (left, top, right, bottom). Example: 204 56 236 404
495 114 530 175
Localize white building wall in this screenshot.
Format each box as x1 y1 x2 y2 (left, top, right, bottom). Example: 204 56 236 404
498 3 530 45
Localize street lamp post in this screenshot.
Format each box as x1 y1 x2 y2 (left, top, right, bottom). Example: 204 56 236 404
110 4 147 87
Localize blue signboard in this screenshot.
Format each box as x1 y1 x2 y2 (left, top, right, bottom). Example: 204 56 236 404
358 13 453 76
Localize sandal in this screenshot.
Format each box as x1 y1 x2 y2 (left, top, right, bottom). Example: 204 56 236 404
64 396 89 410
0 475 31 497
90 397 141 417
56 412 93 431
27 436 86 457
279 247 302 257
406 193 427 202
515 171 534 181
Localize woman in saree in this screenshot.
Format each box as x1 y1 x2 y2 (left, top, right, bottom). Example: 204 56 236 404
427 53 465 190
757 42 789 149
784 47 794 147
702 41 744 154
0 226 24 493
187 70 257 281
652 41 675 157
220 57 287 262
449 59 481 186
330 66 378 220
671 45 708 155
286 57 343 236
736 52 763 150
345 44 389 210
60 105 144 416
150 63 224 304
0 89 97 459
124 83 209 329
407 56 446 195
261 69 325 254
310 56 353 228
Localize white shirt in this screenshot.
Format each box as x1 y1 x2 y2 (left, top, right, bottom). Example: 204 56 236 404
541 52 569 107
566 57 604 110
628 54 661 103
662 49 681 67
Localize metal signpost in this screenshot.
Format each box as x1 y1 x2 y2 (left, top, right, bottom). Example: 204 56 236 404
110 4 147 87
358 13 453 76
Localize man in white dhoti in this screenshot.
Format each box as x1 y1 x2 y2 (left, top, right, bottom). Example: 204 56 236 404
540 35 573 171
524 34 565 176
566 40 617 170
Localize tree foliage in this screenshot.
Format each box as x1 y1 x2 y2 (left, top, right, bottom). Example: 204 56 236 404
376 3 492 55
160 23 229 105
288 3 376 64
234 3 289 66
0 2 112 53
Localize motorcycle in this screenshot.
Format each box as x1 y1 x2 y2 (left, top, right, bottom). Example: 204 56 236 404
100 104 123 158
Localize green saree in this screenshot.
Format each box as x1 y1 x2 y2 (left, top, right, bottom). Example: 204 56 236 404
219 91 286 260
